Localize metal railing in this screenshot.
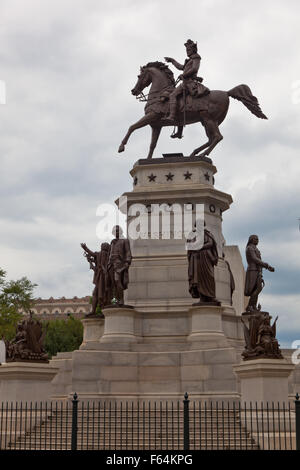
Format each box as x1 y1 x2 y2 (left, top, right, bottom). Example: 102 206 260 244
0 393 299 451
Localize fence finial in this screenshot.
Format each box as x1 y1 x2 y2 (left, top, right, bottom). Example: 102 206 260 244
183 392 190 450
71 392 78 450
296 392 299 401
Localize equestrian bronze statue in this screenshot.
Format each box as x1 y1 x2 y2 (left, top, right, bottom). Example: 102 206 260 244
118 39 267 160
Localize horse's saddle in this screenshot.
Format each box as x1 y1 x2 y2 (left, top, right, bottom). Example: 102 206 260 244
160 79 210 113
182 81 210 112
185 79 210 98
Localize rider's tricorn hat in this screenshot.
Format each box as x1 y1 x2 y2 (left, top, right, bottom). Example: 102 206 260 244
184 39 197 49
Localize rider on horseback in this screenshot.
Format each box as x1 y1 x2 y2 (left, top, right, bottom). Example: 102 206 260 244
165 39 209 138
119 41 267 159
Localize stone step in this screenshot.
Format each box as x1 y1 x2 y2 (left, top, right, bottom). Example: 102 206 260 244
13 436 256 444
10 445 260 450
14 435 254 443
12 433 256 447
3 407 259 450
1 427 254 438
45 412 241 418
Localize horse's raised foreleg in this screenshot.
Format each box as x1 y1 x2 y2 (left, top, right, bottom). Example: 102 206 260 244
190 119 223 158
147 126 162 159
118 113 156 154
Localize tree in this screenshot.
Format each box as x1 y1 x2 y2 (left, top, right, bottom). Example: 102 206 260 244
43 316 83 358
0 269 37 340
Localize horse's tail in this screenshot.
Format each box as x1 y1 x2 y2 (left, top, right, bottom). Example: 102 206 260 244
228 84 268 119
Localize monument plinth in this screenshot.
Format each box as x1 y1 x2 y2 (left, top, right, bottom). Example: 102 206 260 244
188 304 227 346
233 359 295 405
100 306 141 343
80 316 105 350
0 362 58 402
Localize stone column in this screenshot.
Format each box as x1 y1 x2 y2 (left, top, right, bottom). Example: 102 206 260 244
0 362 58 402
233 359 295 405
100 307 141 343
80 317 105 350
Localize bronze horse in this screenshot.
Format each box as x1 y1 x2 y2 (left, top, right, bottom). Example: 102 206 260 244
118 61 267 159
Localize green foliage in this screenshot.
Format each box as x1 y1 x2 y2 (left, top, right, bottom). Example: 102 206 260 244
0 304 22 341
0 268 5 287
43 316 83 358
89 295 103 316
95 304 103 316
0 269 37 340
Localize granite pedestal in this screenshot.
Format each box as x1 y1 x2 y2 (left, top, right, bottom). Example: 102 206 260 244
233 358 295 406
0 362 58 403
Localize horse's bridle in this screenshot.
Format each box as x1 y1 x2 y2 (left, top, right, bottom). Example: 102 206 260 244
135 73 180 103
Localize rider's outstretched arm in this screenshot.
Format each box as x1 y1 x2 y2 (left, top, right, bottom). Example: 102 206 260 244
172 59 184 71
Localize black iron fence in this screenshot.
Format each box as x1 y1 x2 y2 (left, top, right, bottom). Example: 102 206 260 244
0 393 299 451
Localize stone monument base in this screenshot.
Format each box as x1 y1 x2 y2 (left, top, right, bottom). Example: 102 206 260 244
49 154 300 403
0 362 59 402
233 358 295 406
51 305 244 403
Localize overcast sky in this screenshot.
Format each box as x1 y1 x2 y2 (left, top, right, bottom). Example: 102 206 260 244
0 0 299 347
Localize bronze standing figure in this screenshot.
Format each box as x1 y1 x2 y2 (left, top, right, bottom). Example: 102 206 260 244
118 39 267 159
187 222 219 304
81 226 132 311
241 235 282 361
244 234 274 312
107 225 132 306
81 241 113 314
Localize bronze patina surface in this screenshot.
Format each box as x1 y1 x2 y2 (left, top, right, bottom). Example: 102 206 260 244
81 225 132 311
118 40 267 159
6 312 49 363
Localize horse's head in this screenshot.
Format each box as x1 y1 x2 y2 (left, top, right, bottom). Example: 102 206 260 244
131 66 151 96
131 62 175 97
